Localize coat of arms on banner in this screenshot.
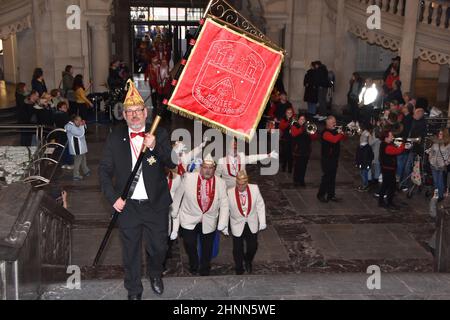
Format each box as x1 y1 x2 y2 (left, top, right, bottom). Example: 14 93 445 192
168 17 284 141
193 41 265 116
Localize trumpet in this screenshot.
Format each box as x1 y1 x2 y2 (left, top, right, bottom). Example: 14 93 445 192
336 125 358 137
394 137 422 145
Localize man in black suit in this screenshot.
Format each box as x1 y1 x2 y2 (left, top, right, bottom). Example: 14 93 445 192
99 81 175 300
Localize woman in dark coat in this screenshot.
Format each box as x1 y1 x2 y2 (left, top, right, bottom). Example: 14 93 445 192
303 63 318 118
347 72 364 126
31 68 47 97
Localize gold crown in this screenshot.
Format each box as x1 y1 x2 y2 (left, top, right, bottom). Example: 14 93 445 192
202 153 216 166
236 170 249 182
124 79 145 109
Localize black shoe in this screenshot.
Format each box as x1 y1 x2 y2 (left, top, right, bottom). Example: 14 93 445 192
244 261 253 274
328 196 342 202
317 195 328 203
128 294 142 300
149 277 164 295
235 269 244 275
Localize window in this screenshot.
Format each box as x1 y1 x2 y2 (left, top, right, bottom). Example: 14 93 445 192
187 8 203 21
130 6 149 21
170 8 186 21
151 7 169 21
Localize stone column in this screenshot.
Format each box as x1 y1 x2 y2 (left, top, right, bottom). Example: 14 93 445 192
437 64 450 108
333 0 348 106
89 19 111 92
399 0 420 93
2 35 19 83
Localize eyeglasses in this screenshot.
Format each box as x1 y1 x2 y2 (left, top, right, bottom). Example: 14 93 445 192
124 108 145 115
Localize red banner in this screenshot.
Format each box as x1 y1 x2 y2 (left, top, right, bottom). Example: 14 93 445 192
168 18 284 140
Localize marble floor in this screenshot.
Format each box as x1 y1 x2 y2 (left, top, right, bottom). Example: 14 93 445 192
41 273 450 300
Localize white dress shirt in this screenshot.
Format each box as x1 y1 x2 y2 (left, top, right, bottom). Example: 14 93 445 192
128 128 148 200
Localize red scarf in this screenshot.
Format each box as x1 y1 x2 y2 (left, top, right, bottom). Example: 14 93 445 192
235 186 252 217
226 154 241 177
167 171 173 191
197 175 216 213
177 163 186 176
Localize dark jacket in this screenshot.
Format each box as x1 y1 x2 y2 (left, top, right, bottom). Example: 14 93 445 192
304 69 318 103
98 125 176 211
386 89 405 105
355 144 374 169
316 65 330 88
31 78 47 97
347 79 364 102
62 71 75 101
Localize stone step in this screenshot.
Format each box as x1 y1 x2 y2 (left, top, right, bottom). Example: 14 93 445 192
41 273 450 300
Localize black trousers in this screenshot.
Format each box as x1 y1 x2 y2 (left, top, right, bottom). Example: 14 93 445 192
293 155 310 184
348 97 360 123
280 139 293 172
318 159 338 199
379 169 396 205
181 224 215 275
117 200 169 296
232 224 258 272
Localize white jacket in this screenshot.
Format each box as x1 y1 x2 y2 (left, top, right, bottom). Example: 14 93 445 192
65 121 87 155
175 172 229 234
216 152 270 189
168 173 183 236
227 184 266 237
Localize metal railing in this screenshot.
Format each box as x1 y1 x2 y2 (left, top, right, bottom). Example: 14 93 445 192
0 125 67 188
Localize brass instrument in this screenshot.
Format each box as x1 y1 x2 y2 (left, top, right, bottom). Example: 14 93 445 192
336 125 357 137
305 121 318 135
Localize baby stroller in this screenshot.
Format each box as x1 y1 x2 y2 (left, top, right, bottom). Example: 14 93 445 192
405 152 434 199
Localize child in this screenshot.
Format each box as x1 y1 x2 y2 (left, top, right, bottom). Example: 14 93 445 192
65 115 90 181
356 123 375 192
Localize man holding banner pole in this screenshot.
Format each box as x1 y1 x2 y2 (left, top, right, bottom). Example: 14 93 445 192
98 81 175 299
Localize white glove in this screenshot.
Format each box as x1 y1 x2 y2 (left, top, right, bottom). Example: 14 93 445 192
222 228 229 236
173 142 186 155
405 142 412 150
202 136 210 147
170 231 178 240
269 151 279 160
259 224 267 231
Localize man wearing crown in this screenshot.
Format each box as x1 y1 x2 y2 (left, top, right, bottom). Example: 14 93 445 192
216 138 279 189
173 154 229 276
99 80 176 300
227 170 266 275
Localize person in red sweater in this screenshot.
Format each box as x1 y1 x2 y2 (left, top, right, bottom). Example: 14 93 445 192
317 116 347 203
279 107 297 173
291 114 319 186
378 130 409 211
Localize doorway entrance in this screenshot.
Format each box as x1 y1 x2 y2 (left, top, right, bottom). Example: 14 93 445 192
130 6 204 74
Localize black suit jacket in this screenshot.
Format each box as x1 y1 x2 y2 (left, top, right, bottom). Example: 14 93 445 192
99 124 176 211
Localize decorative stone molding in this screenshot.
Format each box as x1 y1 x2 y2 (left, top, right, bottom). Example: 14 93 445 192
416 47 450 66
0 14 32 40
348 22 401 52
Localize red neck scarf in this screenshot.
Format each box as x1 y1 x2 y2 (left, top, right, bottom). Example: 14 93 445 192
235 186 252 217
197 175 216 213
167 171 173 191
226 154 241 177
177 163 186 176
